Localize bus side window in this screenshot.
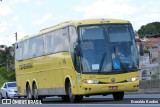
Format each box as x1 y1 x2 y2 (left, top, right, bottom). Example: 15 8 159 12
59 28 69 52
53 30 60 53
69 26 80 72
22 40 29 60
36 36 44 57
29 37 37 58
45 33 53 55
15 43 23 61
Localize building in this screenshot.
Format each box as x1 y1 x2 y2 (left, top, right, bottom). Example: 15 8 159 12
0 45 6 51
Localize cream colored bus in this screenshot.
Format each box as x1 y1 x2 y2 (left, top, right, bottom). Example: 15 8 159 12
15 19 140 102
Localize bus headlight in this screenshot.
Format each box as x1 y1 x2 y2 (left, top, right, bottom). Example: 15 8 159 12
83 80 99 84
127 77 139 82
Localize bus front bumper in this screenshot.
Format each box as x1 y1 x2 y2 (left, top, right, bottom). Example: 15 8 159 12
81 81 139 95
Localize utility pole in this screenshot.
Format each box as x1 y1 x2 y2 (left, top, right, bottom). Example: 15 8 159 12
15 32 18 41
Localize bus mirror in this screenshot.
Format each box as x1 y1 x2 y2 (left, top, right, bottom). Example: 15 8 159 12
139 43 144 56
75 44 80 56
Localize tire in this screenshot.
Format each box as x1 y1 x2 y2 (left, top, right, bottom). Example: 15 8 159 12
66 82 83 103
32 84 38 100
67 82 75 102
112 92 124 101
32 83 43 101
26 85 32 100
0 92 4 99
6 93 10 99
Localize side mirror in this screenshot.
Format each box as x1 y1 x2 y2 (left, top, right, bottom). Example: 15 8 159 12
139 43 144 56
75 44 81 56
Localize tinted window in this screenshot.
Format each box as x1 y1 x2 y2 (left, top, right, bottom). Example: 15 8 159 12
29 37 37 58
108 25 131 42
22 40 29 60
59 28 69 52
52 30 60 53
36 36 44 57
45 33 53 55
69 26 78 66
15 42 23 61
7 83 16 87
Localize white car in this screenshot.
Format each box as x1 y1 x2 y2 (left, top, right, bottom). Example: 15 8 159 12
0 82 20 99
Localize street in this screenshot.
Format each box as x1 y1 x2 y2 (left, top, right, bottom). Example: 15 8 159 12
0 94 160 107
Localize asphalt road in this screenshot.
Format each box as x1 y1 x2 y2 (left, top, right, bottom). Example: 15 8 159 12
0 94 160 107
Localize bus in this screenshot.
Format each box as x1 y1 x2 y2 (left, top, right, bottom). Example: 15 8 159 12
15 19 141 102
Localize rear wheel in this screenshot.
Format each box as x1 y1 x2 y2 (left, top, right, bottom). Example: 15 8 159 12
112 92 124 101
32 84 38 99
32 83 43 101
26 84 32 99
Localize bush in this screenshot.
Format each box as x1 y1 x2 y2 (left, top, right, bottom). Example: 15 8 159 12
151 73 158 80
0 75 7 87
144 48 150 53
0 67 16 86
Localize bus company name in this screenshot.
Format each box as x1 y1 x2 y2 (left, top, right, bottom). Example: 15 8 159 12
19 63 33 70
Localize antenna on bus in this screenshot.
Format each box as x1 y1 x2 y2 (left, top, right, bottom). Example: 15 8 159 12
15 32 18 41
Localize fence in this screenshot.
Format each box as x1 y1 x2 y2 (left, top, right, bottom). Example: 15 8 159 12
139 79 160 93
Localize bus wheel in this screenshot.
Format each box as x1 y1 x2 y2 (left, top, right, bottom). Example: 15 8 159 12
67 82 76 103
32 84 38 99
26 84 32 99
112 92 124 101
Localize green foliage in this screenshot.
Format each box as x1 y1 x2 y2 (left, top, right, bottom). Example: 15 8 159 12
138 22 160 38
0 75 7 87
151 73 158 80
0 46 15 86
0 67 15 86
143 48 150 53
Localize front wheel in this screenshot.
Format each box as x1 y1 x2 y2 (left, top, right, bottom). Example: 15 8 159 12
6 93 10 99
67 82 83 102
67 82 75 102
0 92 4 99
112 92 124 101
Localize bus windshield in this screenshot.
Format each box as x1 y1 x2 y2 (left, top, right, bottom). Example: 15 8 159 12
78 24 139 74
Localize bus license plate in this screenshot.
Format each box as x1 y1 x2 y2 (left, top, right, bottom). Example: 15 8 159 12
109 86 118 90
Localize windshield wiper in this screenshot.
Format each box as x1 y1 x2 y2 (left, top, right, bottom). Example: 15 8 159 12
99 52 106 72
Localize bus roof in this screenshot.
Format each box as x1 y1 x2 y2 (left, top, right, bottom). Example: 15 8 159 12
16 19 130 43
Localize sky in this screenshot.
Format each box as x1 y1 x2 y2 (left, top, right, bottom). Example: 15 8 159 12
0 0 160 46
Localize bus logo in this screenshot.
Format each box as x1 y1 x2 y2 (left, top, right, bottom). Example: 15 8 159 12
111 78 115 83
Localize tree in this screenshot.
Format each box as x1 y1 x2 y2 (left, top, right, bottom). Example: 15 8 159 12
138 22 160 38
0 46 15 86
0 46 14 71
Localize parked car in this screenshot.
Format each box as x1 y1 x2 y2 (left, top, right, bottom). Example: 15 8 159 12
0 82 20 99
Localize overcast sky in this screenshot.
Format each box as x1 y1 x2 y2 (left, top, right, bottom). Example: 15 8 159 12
0 0 160 46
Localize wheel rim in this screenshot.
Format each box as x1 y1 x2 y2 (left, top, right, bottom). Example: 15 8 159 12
27 86 32 99
33 87 38 99
68 83 75 102
6 93 9 99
